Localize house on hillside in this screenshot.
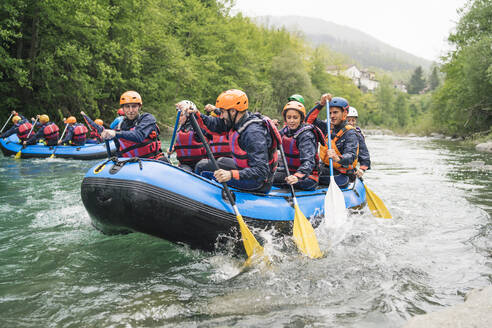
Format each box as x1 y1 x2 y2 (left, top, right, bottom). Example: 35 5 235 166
394 81 407 93
326 64 379 92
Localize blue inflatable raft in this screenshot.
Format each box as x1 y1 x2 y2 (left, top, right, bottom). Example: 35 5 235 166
0 134 116 160
81 158 367 252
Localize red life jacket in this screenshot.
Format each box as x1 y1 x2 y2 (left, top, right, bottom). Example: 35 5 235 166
89 129 100 140
175 129 207 164
117 120 162 159
210 133 231 159
281 124 325 181
229 115 281 177
72 124 88 143
43 123 59 141
17 122 33 141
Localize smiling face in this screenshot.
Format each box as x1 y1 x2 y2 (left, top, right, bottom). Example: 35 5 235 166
329 107 346 126
122 103 141 120
285 109 302 130
347 116 357 126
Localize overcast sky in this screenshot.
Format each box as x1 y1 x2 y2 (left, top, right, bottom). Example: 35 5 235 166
231 0 469 61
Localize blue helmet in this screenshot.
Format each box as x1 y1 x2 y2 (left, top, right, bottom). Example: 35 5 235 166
329 97 349 111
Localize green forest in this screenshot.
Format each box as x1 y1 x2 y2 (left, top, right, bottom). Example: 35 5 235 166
0 0 490 138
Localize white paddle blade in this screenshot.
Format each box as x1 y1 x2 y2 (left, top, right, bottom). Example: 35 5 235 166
324 176 348 230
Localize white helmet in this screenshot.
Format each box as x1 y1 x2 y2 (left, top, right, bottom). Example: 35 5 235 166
348 106 358 117
176 100 197 111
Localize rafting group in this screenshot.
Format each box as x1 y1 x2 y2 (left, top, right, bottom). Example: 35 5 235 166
76 89 390 262
2 89 389 260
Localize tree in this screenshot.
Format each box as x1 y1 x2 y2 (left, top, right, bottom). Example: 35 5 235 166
432 0 492 134
407 66 426 94
428 66 440 91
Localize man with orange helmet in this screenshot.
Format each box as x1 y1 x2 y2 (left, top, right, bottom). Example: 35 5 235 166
306 94 359 187
58 116 88 146
179 89 280 194
273 101 325 191
24 114 60 146
0 111 34 142
100 91 166 161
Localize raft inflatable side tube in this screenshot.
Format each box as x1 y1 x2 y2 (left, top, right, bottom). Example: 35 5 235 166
81 159 366 251
0 134 117 160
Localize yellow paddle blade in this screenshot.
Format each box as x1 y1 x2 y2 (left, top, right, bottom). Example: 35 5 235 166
293 204 323 258
235 213 265 260
365 185 392 219
49 153 55 159
14 150 21 159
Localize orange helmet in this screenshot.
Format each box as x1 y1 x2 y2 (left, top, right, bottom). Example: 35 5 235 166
120 91 142 105
65 116 76 124
12 116 21 124
117 108 124 116
215 89 248 112
39 115 49 124
282 101 306 120
94 119 104 126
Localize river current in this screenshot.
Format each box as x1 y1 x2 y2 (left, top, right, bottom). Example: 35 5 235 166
0 135 490 327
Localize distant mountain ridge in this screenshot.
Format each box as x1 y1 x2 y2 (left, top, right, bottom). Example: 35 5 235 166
255 15 433 72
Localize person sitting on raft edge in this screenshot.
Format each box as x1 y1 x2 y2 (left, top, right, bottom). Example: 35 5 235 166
305 94 359 188
273 100 325 191
169 100 211 172
0 111 33 142
24 114 60 147
100 90 168 162
58 116 88 146
347 106 371 178
178 89 281 194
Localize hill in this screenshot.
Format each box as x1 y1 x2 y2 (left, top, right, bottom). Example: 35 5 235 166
255 15 433 72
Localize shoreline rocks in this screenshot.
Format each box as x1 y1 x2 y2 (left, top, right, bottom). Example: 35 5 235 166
403 286 492 328
475 142 492 153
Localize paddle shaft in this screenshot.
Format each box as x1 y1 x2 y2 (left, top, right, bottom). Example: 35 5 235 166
325 102 335 177
26 118 38 139
168 110 181 154
51 123 69 157
189 113 238 208
278 141 299 204
1 113 14 134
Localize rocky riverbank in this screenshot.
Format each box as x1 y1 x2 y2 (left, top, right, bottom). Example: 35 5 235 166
403 286 492 328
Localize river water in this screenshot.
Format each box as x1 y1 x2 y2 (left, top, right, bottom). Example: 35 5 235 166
0 135 490 328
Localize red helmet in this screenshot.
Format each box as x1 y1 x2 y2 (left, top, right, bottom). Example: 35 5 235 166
117 108 124 116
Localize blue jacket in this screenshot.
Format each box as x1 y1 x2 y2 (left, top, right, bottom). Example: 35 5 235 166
355 126 371 170
1 115 28 138
110 116 124 130
198 112 273 182
306 104 358 168
26 121 59 144
61 123 87 145
114 113 159 142
280 124 318 177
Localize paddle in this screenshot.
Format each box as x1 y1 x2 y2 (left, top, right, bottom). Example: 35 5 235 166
1 113 14 134
278 143 322 258
49 123 69 159
323 101 348 228
14 117 38 159
167 109 181 163
364 182 392 218
188 113 266 263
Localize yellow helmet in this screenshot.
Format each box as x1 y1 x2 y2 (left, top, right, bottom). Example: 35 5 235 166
39 115 49 124
94 119 104 126
12 116 21 124
65 116 76 124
